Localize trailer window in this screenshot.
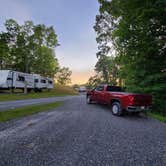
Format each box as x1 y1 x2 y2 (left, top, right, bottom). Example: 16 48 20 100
41 79 46 83
35 79 39 83
48 80 53 84
17 76 25 82
7 77 12 80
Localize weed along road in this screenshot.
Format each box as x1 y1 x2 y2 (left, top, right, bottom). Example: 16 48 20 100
0 95 166 166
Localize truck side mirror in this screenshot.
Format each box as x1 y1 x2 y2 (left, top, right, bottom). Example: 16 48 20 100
91 88 96 92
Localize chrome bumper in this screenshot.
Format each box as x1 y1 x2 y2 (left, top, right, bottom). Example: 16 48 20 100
127 106 152 112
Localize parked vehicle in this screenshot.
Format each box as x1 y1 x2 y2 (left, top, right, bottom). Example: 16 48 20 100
0 70 54 92
86 85 152 116
78 86 86 92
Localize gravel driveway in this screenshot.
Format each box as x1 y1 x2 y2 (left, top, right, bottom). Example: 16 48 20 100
0 95 166 166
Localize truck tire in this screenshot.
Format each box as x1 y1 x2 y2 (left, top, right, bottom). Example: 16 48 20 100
86 95 92 104
111 102 123 116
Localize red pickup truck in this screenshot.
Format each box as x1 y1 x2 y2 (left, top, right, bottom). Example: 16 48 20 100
86 85 152 116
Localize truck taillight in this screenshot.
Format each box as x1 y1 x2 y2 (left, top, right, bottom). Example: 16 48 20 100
129 96 134 104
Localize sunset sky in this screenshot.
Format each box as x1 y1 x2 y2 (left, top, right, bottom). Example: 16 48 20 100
0 0 99 84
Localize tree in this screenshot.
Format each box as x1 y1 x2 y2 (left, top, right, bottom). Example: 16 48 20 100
94 12 115 58
0 19 59 77
93 5 120 86
55 67 72 85
86 74 103 88
95 0 166 114
0 32 10 69
95 55 119 85
33 46 59 77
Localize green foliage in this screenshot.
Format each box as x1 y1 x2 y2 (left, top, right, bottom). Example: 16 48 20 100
0 19 59 77
86 74 103 88
0 101 63 122
148 112 166 123
55 67 72 85
93 4 120 86
0 32 10 69
95 55 119 85
33 46 59 77
94 0 166 115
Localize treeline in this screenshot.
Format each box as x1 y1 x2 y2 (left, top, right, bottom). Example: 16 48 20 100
0 19 72 85
88 0 166 115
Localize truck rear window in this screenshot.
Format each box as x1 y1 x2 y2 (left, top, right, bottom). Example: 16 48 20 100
106 86 123 92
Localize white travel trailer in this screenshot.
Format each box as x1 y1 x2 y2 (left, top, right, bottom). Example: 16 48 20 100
0 70 54 92
0 70 13 89
0 70 34 90
33 74 48 92
46 77 54 89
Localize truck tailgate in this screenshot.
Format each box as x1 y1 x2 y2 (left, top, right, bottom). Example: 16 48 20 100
133 94 152 106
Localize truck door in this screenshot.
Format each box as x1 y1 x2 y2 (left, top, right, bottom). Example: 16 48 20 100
102 86 111 104
93 85 104 103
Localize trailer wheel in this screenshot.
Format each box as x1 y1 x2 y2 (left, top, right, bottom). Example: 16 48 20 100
27 89 31 93
111 102 123 116
34 88 38 92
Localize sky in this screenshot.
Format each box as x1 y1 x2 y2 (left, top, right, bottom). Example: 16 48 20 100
0 0 99 84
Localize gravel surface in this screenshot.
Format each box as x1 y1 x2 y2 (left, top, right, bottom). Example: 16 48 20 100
0 95 166 166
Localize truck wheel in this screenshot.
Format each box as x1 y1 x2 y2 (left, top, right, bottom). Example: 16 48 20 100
111 102 123 116
86 95 92 104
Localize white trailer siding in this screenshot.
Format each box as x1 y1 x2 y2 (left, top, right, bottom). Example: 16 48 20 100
33 74 47 90
0 70 53 91
0 70 12 89
47 78 54 89
34 74 41 89
40 77 47 89
13 72 34 89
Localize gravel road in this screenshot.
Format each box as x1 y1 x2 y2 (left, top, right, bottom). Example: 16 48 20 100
0 95 166 166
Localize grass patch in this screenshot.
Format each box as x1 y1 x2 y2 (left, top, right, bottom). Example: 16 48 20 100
148 112 166 123
0 85 78 102
0 101 63 122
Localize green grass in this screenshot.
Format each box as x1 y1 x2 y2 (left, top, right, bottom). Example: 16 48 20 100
0 85 78 102
0 101 63 122
148 112 166 123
